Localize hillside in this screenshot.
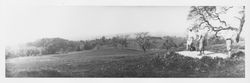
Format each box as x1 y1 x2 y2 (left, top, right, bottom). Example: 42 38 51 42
6 45 244 77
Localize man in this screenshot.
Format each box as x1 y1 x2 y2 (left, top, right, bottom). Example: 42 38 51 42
216 29 238 57
186 29 198 51
196 27 209 55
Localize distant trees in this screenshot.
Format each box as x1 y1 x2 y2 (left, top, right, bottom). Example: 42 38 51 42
95 36 107 46
111 37 119 48
77 35 130 50
117 35 130 48
6 38 87 59
5 33 189 59
135 32 152 52
80 40 97 50
160 36 186 51
28 38 80 54
5 46 44 59
110 35 130 48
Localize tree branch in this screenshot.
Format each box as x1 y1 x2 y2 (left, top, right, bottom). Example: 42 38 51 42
196 7 237 34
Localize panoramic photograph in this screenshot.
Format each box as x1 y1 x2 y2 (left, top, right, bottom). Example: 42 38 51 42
4 6 245 77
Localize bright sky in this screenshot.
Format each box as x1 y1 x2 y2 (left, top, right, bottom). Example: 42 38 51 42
2 5 190 46
1 0 246 46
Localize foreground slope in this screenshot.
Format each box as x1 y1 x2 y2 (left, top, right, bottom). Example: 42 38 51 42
6 47 244 77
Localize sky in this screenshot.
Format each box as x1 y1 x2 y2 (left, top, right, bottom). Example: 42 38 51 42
1 0 246 46
2 5 191 46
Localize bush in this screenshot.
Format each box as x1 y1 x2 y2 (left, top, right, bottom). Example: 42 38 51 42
149 51 244 76
82 41 97 50
161 36 186 51
160 39 177 50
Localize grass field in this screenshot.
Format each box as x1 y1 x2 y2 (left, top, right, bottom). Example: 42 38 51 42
6 43 245 77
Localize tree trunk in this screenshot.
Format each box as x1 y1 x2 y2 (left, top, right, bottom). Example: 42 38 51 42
236 6 245 43
142 46 146 52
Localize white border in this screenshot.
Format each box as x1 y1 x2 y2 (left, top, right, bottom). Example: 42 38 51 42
0 0 247 6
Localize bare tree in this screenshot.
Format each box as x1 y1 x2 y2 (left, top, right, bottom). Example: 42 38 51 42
111 34 130 48
187 6 245 56
187 6 245 41
135 32 151 52
117 34 130 48
111 37 119 48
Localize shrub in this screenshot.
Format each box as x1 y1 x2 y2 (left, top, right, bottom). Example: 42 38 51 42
160 39 177 50
161 36 186 51
82 41 96 50
149 51 244 76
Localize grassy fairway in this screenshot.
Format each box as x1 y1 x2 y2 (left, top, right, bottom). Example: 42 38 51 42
6 49 148 77
6 47 244 77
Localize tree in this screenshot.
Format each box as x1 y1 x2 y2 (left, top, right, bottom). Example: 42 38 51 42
117 34 130 48
82 41 96 50
187 6 245 42
100 36 107 45
111 37 119 48
111 34 130 48
27 38 81 54
187 6 245 56
135 32 151 52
